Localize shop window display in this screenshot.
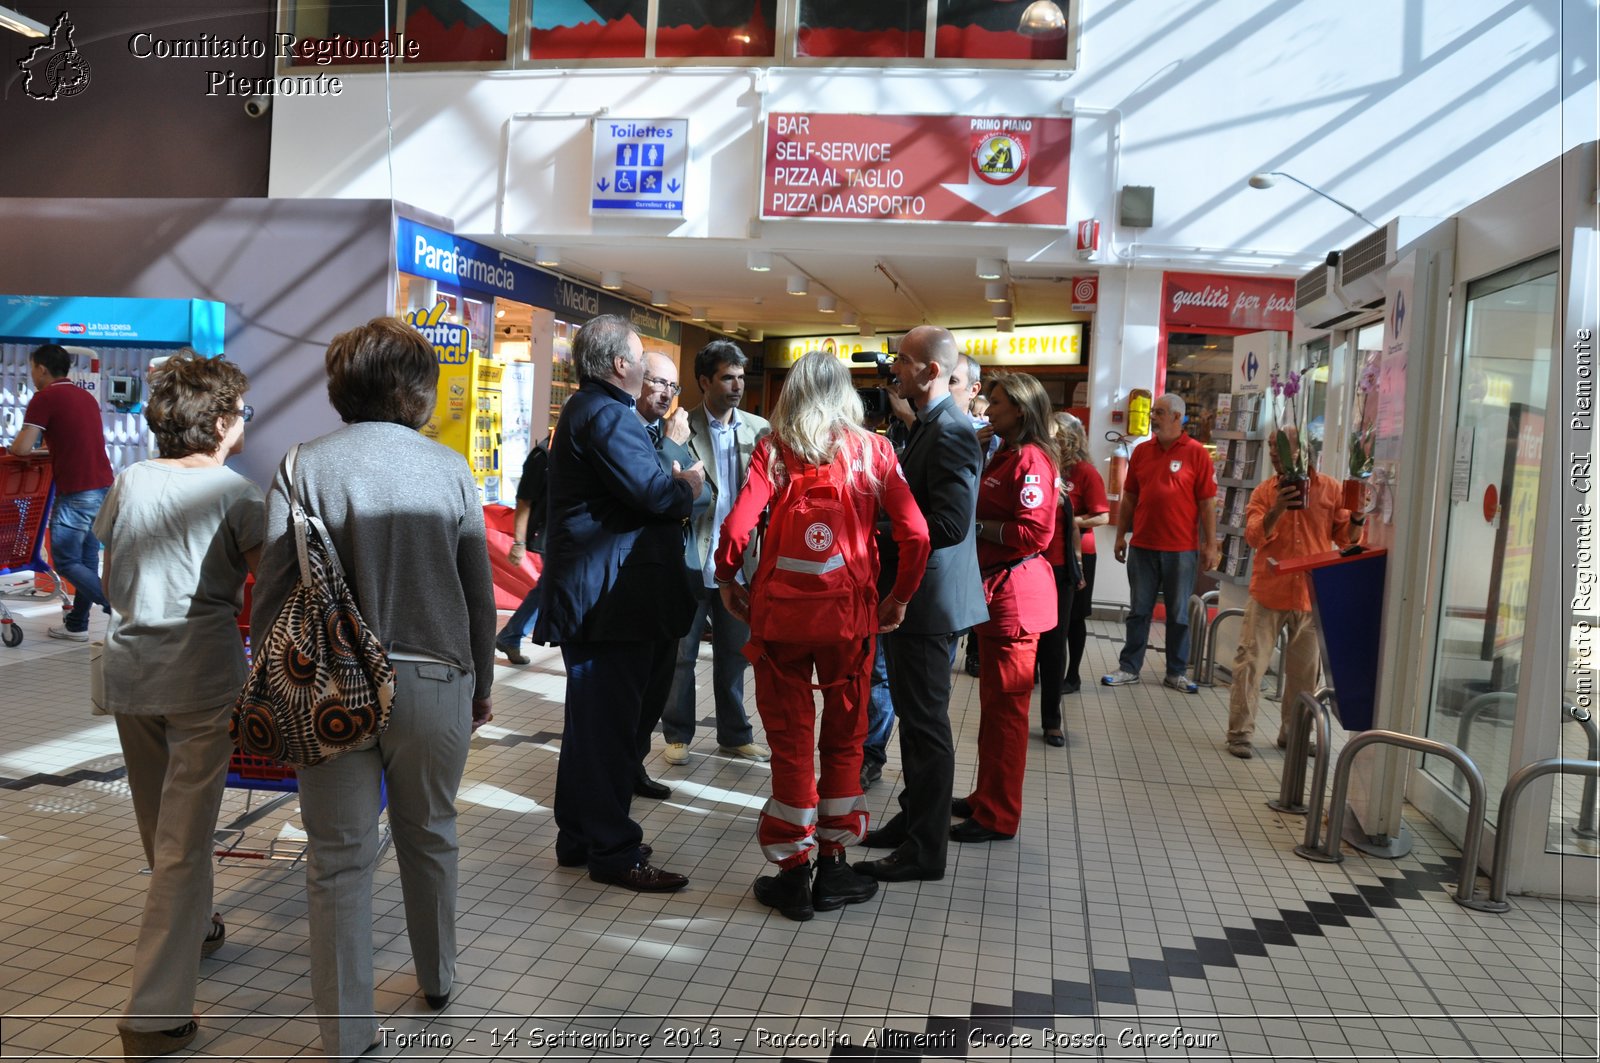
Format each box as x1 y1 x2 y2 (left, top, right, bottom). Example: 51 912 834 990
935 0 1069 60
288 0 508 64
1164 332 1232 445
656 0 778 58
530 0 648 59
795 0 925 58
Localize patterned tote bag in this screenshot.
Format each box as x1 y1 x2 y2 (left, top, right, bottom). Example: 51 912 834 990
231 444 395 767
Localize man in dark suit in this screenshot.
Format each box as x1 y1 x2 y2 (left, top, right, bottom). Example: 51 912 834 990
537 316 705 892
634 351 709 800
854 326 987 882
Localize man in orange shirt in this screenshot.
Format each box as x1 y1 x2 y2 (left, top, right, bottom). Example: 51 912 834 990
1225 429 1362 758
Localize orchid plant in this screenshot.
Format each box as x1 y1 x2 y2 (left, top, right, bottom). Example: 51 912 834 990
1268 364 1311 478
1347 351 1380 479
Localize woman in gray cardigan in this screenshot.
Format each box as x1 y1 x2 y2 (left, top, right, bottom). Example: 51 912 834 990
251 317 496 1061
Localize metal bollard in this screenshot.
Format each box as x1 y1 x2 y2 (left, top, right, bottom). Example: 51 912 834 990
1199 607 1243 686
1455 696 1594 838
1268 686 1335 818
1297 729 1489 909
1478 758 1600 912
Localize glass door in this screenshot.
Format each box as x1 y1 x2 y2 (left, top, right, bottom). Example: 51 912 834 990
1420 253 1559 830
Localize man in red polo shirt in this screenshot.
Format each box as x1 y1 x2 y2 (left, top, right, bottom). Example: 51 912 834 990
8 344 114 640
1103 393 1218 691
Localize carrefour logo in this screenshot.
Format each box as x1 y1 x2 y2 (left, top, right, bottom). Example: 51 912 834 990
405 302 471 365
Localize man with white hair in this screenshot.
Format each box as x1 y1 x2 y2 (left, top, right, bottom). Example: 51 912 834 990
1103 392 1218 691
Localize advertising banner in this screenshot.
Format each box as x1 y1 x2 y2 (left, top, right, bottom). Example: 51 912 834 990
761 113 1071 226
1161 272 1296 332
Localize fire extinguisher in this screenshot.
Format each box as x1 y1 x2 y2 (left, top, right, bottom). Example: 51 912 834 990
1106 433 1131 500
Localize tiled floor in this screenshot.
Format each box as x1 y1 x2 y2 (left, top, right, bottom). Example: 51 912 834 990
0 589 1595 1061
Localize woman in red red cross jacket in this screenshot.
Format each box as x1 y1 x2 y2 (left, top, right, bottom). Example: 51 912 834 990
954 372 1060 843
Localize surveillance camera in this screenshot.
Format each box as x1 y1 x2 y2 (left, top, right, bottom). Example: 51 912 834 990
244 95 271 119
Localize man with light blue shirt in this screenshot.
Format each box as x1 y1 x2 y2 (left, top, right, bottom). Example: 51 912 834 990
660 341 772 766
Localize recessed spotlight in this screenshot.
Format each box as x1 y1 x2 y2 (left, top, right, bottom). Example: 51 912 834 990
985 281 1009 302
976 257 1004 280
786 274 809 296
651 290 671 307
534 245 560 267
495 308 506 318
818 295 837 313
747 251 772 272
601 270 623 290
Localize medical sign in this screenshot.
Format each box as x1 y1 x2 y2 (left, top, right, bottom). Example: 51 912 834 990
761 113 1071 225
591 118 688 216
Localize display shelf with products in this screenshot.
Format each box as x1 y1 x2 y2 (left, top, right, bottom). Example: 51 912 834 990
1208 391 1271 586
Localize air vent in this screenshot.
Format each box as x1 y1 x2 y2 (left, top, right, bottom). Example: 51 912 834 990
1336 217 1448 310
1295 257 1357 330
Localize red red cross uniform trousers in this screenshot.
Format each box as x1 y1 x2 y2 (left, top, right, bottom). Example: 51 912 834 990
715 434 930 869
964 443 1057 836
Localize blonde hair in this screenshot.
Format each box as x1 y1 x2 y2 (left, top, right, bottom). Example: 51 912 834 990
769 351 881 493
1055 412 1090 467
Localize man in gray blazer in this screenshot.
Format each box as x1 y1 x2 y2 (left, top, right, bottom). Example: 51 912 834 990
660 340 773 765
855 326 987 882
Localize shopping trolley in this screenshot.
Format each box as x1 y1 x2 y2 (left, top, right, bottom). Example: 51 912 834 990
0 454 69 647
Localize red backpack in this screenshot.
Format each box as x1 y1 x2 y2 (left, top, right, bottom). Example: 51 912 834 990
749 441 878 646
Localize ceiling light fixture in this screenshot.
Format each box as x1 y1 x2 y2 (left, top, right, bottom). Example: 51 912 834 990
0 6 49 36
1018 0 1067 40
495 308 506 318
859 322 877 337
786 274 809 296
723 322 739 333
748 329 765 342
600 270 624 290
976 257 1004 280
985 281 1009 302
840 308 858 326
818 295 837 313
651 290 671 307
1247 171 1380 229
997 318 1015 333
690 307 708 321
533 245 560 267
746 251 772 272
993 300 1014 320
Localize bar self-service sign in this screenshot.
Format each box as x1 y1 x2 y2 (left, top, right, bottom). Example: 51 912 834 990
761 113 1070 225
592 118 688 216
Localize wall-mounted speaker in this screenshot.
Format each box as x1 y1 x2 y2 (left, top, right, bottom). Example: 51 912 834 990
1120 185 1155 228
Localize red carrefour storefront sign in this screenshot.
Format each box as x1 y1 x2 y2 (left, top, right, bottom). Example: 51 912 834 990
761 113 1071 225
1162 271 1296 332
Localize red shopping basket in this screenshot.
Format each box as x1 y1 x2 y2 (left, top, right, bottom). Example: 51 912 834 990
0 455 55 576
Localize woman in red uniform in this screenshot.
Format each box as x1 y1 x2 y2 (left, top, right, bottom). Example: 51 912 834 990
717 352 930 921
953 373 1060 843
1036 413 1110 744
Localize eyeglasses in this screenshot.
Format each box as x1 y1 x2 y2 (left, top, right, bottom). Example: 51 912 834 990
239 404 254 423
643 375 681 396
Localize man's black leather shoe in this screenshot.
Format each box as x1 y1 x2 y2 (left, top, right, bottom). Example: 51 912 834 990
559 843 651 868
634 773 671 799
950 819 1014 843
951 797 973 819
589 861 688 892
859 824 906 849
852 850 944 882
424 992 450 1009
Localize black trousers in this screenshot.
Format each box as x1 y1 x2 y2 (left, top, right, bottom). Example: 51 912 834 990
1037 557 1086 731
879 630 957 873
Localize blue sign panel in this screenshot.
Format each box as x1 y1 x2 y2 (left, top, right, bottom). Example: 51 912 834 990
395 219 680 343
591 118 688 216
0 294 226 353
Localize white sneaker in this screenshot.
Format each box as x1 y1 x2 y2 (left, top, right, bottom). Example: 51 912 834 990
718 742 771 762
1101 670 1141 686
662 742 690 766
47 625 89 642
1162 674 1198 693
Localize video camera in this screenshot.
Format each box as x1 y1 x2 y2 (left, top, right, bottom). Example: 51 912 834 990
850 349 894 422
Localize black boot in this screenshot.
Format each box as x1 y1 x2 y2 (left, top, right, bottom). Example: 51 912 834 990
813 851 879 911
754 863 815 921
964 637 980 678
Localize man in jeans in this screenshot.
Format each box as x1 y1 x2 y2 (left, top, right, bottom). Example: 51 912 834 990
1103 393 1218 691
8 344 114 641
